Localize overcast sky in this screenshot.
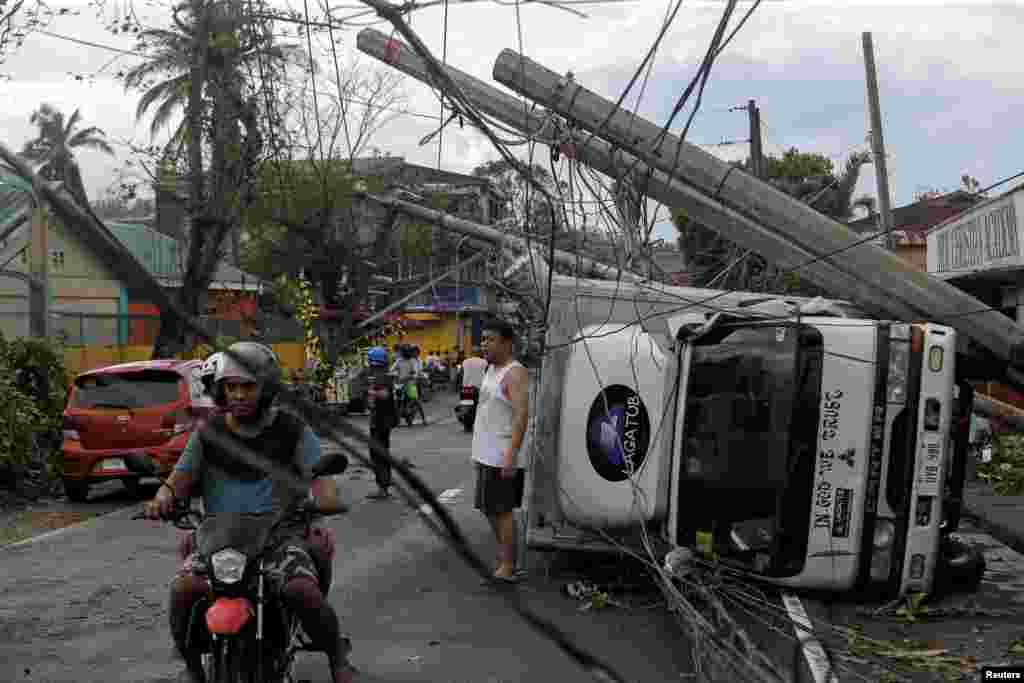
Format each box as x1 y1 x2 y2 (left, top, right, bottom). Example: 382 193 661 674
2 0 1022 242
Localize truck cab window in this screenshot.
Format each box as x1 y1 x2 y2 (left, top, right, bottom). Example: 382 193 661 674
678 322 824 578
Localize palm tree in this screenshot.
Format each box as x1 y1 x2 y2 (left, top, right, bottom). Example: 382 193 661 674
122 3 302 143
20 103 114 209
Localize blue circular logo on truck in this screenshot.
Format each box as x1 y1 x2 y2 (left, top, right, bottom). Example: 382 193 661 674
586 385 652 482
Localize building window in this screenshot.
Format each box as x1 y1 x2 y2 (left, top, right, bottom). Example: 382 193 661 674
51 250 65 270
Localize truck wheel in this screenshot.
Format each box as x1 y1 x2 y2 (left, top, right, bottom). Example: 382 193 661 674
63 479 89 503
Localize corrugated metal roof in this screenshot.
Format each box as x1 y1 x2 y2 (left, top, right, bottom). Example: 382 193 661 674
107 221 182 279
106 220 263 289
0 169 33 233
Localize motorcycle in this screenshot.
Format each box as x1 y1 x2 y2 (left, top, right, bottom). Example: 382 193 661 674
394 381 427 426
125 451 350 683
454 385 479 433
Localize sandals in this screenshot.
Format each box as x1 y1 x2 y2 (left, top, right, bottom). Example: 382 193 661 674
480 569 526 586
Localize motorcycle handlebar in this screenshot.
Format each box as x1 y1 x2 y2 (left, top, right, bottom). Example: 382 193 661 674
132 502 197 530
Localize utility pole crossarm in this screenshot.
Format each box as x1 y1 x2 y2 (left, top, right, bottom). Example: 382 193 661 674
490 48 1024 379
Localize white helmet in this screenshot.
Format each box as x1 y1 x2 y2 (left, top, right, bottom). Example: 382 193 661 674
201 352 224 381
200 352 224 394
212 342 282 410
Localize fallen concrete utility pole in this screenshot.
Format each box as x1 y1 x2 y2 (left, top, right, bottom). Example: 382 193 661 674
359 191 650 285
491 49 1024 381
357 29 935 329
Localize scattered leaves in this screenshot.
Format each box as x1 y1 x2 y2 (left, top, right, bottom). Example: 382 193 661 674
845 625 976 682
978 434 1024 496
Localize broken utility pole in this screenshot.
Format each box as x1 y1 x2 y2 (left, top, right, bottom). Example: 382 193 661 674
360 191 649 285
490 48 1024 382
357 28 904 321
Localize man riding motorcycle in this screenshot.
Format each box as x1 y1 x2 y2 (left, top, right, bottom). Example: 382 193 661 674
391 344 420 407
144 341 356 683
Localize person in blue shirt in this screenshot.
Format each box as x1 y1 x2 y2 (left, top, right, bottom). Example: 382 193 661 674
143 342 356 683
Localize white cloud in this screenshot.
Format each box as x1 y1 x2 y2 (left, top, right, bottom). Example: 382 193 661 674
0 0 1021 209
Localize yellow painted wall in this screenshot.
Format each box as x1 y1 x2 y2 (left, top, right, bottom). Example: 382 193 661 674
380 315 471 356
62 342 308 382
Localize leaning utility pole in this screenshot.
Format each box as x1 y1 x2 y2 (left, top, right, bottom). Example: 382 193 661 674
357 28 907 323
360 191 649 285
862 32 896 251
747 99 765 179
489 47 1024 380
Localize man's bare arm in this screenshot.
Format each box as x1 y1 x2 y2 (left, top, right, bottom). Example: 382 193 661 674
143 469 194 518
162 470 194 500
506 366 530 453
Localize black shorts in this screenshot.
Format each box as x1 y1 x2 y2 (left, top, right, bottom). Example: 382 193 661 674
474 462 525 514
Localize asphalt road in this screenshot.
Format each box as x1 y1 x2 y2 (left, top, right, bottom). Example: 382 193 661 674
8 392 1023 682
0 395 692 683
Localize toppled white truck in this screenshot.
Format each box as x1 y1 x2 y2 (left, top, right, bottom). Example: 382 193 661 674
522 277 983 596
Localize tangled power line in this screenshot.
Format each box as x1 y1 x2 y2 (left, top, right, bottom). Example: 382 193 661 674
5 1 989 681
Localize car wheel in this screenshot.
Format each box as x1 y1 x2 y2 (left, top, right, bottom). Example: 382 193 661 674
121 477 144 498
63 479 90 503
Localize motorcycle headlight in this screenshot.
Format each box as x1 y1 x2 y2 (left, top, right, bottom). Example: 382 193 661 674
887 339 910 403
211 549 247 584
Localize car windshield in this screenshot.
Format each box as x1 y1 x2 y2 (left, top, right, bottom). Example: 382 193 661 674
72 369 183 409
678 322 823 577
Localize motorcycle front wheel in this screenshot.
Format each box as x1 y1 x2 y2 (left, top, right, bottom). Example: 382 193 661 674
208 637 243 683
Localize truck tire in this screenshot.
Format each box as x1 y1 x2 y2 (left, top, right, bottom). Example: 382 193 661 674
63 479 89 503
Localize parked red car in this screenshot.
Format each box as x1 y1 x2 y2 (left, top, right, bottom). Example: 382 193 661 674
60 359 214 502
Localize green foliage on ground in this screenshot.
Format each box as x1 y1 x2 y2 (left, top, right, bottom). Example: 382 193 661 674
978 433 1024 496
0 336 68 478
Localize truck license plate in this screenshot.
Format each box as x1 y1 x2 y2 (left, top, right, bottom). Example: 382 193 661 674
917 442 940 496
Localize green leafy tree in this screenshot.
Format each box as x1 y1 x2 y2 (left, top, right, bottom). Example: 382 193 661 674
19 104 114 209
141 0 274 357
672 147 874 293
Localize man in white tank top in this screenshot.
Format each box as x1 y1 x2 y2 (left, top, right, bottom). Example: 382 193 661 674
472 318 529 583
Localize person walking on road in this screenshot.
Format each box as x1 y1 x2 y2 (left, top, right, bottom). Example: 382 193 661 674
472 319 530 584
366 346 397 500
460 346 488 422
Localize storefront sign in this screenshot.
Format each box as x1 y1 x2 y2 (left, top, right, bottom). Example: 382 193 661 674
927 191 1024 276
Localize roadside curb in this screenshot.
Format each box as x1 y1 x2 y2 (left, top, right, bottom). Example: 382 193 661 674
2 502 140 551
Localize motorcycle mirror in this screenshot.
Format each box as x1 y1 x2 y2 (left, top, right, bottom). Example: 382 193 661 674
123 453 158 477
313 452 349 477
